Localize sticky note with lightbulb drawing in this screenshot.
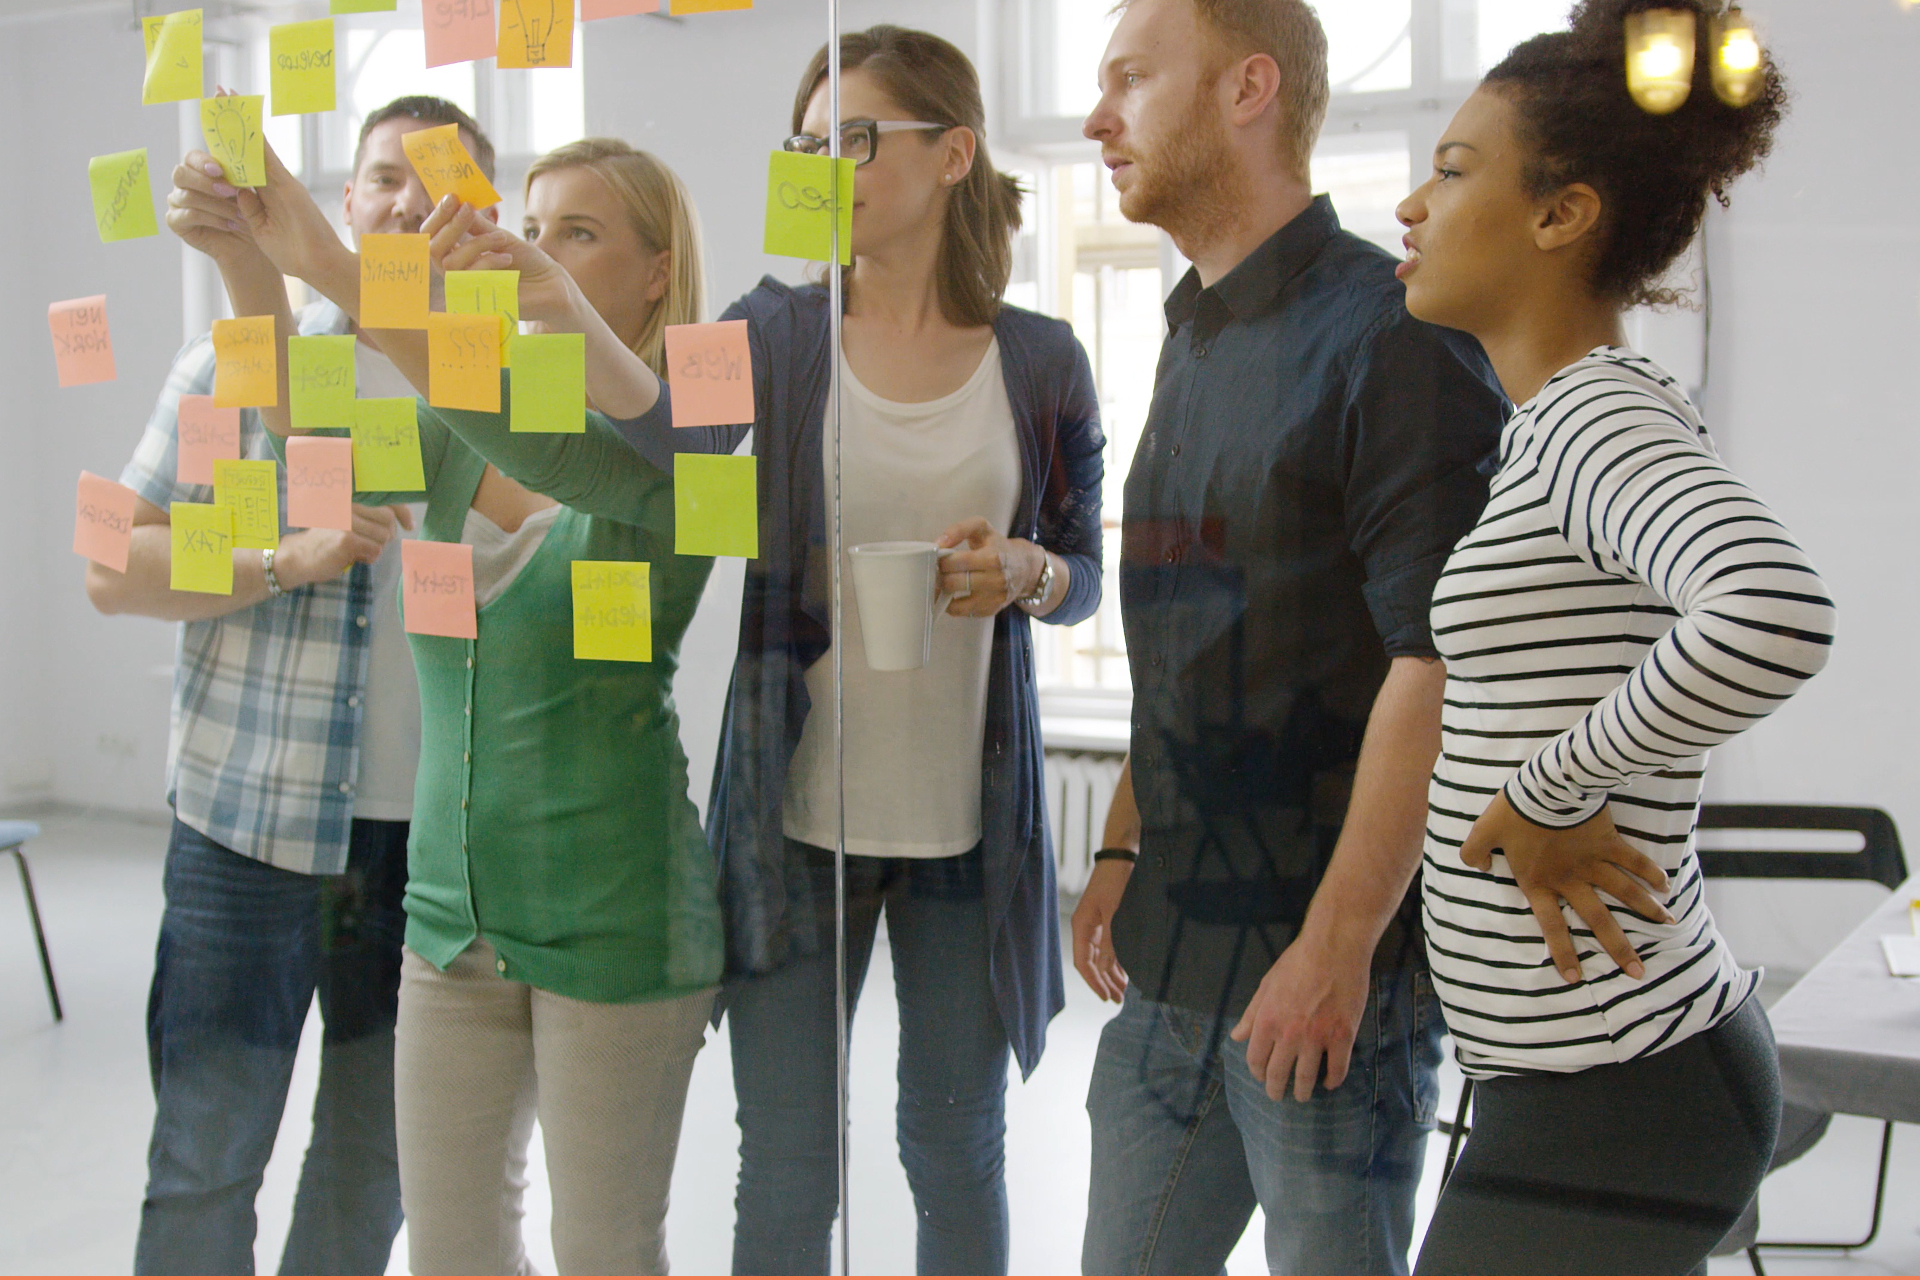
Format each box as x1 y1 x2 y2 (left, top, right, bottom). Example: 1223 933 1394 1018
141 9 203 106
200 95 266 188
402 123 503 211
499 0 575 68
764 151 854 265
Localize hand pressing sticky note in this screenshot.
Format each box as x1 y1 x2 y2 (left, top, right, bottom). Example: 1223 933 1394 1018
75 472 138 573
674 453 758 558
177 395 240 485
353 398 427 491
286 436 354 531
499 0 574 68
510 332 585 434
765 151 854 265
664 321 754 428
201 95 266 189
48 297 115 388
403 540 478 639
360 234 430 330
288 334 356 429
214 458 280 551
583 0 659 17
170 502 234 595
573 561 652 662
89 149 158 243
428 313 501 413
670 0 752 12
403 123 502 211
445 269 518 366
212 316 277 408
142 9 203 106
270 19 335 116
425 0 497 67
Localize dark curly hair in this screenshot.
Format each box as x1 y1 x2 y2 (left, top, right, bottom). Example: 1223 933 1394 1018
1485 0 1787 307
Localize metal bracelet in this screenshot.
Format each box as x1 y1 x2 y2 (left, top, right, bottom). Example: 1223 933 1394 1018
261 547 285 598
1017 552 1054 609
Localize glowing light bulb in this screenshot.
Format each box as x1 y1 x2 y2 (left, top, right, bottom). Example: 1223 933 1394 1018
1711 9 1766 106
1624 9 1696 115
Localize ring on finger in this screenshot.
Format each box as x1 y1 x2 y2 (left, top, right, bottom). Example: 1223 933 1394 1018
953 570 973 599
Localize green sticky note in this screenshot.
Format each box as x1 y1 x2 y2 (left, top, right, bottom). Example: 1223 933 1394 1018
445 270 518 368
213 457 280 551
352 398 426 491
509 332 585 434
674 453 757 558
764 151 854 265
270 19 335 116
288 334 356 429
330 0 396 11
88 149 158 243
201 95 266 188
142 9 203 106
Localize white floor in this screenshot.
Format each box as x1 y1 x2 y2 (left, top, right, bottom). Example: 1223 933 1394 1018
1 809 1915 1275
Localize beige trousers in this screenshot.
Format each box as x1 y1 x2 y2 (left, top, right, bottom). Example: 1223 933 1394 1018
394 941 713 1276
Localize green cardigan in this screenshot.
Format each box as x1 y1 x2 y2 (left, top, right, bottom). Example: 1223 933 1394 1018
287 379 722 1003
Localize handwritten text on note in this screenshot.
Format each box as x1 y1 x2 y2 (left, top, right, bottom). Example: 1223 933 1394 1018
663 320 754 427
74 472 138 573
402 540 478 639
177 395 241 485
286 436 354 531
48 296 116 388
212 316 277 408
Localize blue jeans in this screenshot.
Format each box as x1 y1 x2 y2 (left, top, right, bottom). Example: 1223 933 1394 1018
1084 968 1443 1275
728 842 1010 1275
136 817 408 1275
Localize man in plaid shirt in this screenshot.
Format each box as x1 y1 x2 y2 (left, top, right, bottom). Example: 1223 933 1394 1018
85 97 497 1276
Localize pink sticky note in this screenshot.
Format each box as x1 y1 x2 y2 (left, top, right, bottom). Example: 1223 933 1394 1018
177 395 241 486
424 0 497 67
663 320 754 428
49 296 116 387
285 436 354 531
74 471 138 572
402 539 477 639
582 0 659 16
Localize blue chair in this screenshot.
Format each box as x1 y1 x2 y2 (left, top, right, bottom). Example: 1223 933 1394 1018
1 821 61 1021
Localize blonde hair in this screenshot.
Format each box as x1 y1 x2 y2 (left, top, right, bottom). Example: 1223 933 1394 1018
524 139 707 377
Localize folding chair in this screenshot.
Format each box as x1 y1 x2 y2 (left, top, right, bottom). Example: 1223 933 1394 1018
1 820 62 1022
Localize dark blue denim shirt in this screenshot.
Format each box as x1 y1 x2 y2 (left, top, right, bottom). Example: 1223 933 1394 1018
611 277 1105 1077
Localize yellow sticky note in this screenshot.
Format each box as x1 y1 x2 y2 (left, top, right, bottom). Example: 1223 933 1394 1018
353 398 427 491
330 0 396 11
499 0 574 68
359 234 430 330
674 453 758 558
211 316 278 408
288 334 356 429
445 270 518 366
510 332 585 434
142 9 203 106
669 0 752 11
201 95 266 188
270 20 335 116
214 458 280 551
170 501 234 594
402 123 502 211
572 561 652 662
764 150 854 265
88 149 158 243
428 313 502 412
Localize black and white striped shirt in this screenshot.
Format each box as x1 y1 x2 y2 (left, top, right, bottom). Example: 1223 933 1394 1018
1423 348 1835 1076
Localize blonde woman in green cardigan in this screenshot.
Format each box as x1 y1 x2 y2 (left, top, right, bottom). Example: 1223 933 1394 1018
167 137 721 1274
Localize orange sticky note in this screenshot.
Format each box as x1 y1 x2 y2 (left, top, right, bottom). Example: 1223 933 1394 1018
212 316 278 408
360 234 430 329
498 0 573 67
428 313 502 412
48 296 116 387
402 123 501 210
402 539 478 639
74 471 138 572
664 321 754 428
177 395 241 485
669 0 751 11
285 436 354 531
425 0 497 67
583 0 658 17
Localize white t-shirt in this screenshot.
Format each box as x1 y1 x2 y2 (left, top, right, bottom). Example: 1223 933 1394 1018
782 340 1020 858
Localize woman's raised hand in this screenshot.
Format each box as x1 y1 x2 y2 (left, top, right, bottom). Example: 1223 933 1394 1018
422 197 579 327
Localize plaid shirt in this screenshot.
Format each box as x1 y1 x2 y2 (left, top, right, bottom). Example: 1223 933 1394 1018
121 301 385 875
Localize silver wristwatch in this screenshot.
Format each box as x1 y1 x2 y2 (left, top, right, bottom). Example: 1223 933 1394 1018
261 547 286 598
1016 552 1054 610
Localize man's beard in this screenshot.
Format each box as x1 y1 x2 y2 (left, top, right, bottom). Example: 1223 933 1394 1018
1116 87 1244 249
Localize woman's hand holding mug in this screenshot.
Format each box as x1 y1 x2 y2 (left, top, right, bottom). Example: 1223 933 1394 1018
935 517 1049 617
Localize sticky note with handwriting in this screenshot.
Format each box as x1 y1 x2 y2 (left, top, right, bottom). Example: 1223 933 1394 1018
75 472 138 573
353 398 427 491
403 540 478 639
445 269 518 366
509 333 585 434
673 453 758 558
664 320 754 428
359 233 430 330
402 123 502 210
288 334 356 428
177 395 241 485
201 95 266 189
286 436 354 531
572 561 652 662
88 149 158 243
583 0 659 17
425 0 497 67
670 0 752 12
428 313 502 412
213 457 280 550
764 150 854 265
212 316 277 407
142 9 203 106
499 0 573 68
48 297 116 388
170 502 234 594
270 19 335 116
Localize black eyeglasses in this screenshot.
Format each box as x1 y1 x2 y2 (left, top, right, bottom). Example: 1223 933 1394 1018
782 119 949 167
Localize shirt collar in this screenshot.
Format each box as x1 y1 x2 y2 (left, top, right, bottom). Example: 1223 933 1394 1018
1164 194 1341 331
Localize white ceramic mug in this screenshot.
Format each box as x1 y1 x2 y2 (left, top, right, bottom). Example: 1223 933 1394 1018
848 541 959 672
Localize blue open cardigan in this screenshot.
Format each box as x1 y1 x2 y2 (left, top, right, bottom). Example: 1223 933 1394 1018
613 277 1104 1077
